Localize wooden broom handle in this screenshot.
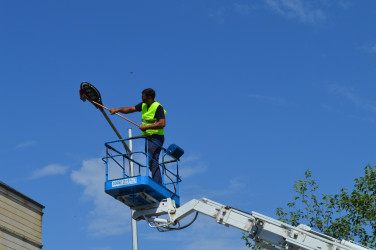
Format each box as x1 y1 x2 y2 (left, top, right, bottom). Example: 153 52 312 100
89 100 141 128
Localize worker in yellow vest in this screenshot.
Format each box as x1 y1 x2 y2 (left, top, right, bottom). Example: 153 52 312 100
109 88 166 184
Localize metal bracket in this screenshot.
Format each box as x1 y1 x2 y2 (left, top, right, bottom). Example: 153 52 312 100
215 206 231 226
117 191 160 210
132 198 177 221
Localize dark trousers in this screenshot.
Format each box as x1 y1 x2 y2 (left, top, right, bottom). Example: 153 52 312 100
146 135 164 184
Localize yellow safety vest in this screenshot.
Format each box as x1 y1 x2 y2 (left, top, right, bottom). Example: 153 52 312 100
141 101 166 136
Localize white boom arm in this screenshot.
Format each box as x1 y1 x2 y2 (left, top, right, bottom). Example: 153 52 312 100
132 197 370 250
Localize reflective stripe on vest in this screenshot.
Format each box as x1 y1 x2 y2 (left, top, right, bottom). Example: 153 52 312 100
141 101 166 136
142 119 156 124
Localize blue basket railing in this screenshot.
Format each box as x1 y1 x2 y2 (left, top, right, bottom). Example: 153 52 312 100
102 136 182 196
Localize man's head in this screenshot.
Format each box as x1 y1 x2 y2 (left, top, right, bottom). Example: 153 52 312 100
142 88 156 103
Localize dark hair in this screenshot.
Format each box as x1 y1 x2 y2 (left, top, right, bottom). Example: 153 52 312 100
142 88 156 99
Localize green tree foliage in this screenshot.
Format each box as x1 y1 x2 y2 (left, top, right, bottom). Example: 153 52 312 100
243 165 376 248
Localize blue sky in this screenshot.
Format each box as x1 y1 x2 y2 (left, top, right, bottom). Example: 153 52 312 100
1 0 376 249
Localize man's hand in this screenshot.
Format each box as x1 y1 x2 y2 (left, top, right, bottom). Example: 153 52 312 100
139 125 148 132
109 108 118 114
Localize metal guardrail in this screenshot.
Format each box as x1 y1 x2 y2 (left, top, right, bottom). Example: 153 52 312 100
102 137 181 195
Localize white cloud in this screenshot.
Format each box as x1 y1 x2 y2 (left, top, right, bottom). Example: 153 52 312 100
201 176 249 199
328 84 358 103
16 140 36 149
338 0 352 9
209 7 226 23
328 84 376 113
179 175 254 209
265 0 326 24
179 155 208 179
360 44 376 54
71 158 131 236
30 164 68 179
234 3 253 15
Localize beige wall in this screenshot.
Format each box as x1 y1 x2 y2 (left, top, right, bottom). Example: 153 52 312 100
0 182 44 249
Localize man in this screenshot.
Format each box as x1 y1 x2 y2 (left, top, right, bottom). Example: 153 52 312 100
109 88 166 184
